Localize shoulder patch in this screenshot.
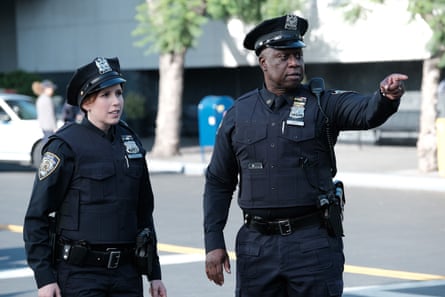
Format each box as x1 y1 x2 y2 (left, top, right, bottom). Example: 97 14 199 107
38 152 61 180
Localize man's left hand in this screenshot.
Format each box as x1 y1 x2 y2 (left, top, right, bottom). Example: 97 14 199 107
380 73 409 100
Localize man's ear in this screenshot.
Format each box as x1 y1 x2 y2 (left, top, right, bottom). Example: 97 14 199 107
259 55 267 72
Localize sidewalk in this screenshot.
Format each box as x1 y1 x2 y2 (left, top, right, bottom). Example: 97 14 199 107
143 137 211 175
142 137 445 193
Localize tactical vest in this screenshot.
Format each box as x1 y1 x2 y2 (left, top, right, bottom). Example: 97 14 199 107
54 122 146 244
234 88 334 209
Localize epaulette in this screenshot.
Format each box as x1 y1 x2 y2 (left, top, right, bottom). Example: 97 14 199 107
53 122 75 133
330 89 357 95
237 89 259 101
118 120 138 135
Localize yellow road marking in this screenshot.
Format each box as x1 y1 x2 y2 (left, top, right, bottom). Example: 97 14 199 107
158 243 236 259
159 243 445 281
3 226 444 281
344 265 445 281
0 224 23 233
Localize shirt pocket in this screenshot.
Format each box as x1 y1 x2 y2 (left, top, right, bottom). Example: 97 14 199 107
279 122 316 143
78 163 115 203
233 123 267 145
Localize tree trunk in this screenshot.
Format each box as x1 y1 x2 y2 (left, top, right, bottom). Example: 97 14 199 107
417 57 440 172
150 51 185 157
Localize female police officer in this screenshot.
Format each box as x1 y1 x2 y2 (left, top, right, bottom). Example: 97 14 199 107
24 57 167 297
203 15 407 297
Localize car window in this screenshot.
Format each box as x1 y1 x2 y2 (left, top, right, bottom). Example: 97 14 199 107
6 99 37 120
0 106 10 121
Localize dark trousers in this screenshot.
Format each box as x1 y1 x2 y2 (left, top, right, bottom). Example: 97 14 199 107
57 261 143 297
235 224 344 297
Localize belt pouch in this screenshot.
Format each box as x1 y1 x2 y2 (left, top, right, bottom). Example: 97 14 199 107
135 228 154 276
327 203 344 237
66 245 88 265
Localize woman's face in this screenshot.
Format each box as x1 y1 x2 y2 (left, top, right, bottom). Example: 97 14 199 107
82 84 124 132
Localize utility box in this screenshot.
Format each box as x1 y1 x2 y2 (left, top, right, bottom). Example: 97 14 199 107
437 118 445 177
198 95 234 149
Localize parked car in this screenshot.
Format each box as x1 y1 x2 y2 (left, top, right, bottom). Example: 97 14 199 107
0 93 45 167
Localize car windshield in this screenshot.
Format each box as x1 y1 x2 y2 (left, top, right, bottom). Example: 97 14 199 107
6 98 37 120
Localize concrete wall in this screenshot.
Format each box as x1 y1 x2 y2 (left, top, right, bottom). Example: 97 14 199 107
15 0 152 72
3 0 432 73
0 0 18 72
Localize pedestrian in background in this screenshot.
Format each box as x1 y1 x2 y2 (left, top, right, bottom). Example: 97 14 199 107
34 80 58 143
203 14 408 297
61 101 82 123
24 57 167 297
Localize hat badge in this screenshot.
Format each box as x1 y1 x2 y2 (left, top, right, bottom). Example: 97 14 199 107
284 15 299 31
94 57 112 74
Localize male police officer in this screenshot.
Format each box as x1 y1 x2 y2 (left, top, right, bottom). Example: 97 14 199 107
203 15 407 297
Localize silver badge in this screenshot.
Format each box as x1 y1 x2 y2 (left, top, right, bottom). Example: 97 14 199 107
121 135 143 159
95 57 112 74
286 97 306 126
285 15 299 31
38 152 60 180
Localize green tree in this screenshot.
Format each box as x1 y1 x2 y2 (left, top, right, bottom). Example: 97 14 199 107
133 0 303 157
338 0 445 172
0 70 41 97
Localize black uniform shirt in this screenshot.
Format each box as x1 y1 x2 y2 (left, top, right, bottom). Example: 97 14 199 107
203 85 400 252
23 118 161 288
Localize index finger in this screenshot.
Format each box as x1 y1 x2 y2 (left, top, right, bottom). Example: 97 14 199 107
390 73 409 82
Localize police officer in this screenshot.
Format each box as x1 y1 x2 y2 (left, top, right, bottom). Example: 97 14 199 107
24 57 167 297
203 15 408 297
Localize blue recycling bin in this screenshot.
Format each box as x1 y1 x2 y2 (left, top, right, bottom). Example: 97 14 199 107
198 95 234 150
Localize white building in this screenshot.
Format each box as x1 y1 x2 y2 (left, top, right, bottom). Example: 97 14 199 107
0 0 432 136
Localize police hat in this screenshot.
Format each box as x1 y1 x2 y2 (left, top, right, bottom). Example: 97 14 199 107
243 15 308 55
66 57 126 106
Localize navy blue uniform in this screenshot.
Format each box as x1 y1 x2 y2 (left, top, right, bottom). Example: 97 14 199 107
203 85 399 296
24 118 161 296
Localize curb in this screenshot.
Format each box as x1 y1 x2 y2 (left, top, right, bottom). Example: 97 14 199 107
147 160 207 176
147 160 445 193
337 172 445 193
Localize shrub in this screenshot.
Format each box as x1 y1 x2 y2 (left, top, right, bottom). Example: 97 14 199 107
0 70 41 96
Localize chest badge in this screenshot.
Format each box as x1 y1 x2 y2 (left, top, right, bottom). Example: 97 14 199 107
286 96 306 126
121 135 143 159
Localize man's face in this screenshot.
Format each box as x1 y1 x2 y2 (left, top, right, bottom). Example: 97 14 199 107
259 47 305 95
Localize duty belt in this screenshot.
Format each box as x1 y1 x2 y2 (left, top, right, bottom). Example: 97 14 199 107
244 212 322 236
57 243 134 269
